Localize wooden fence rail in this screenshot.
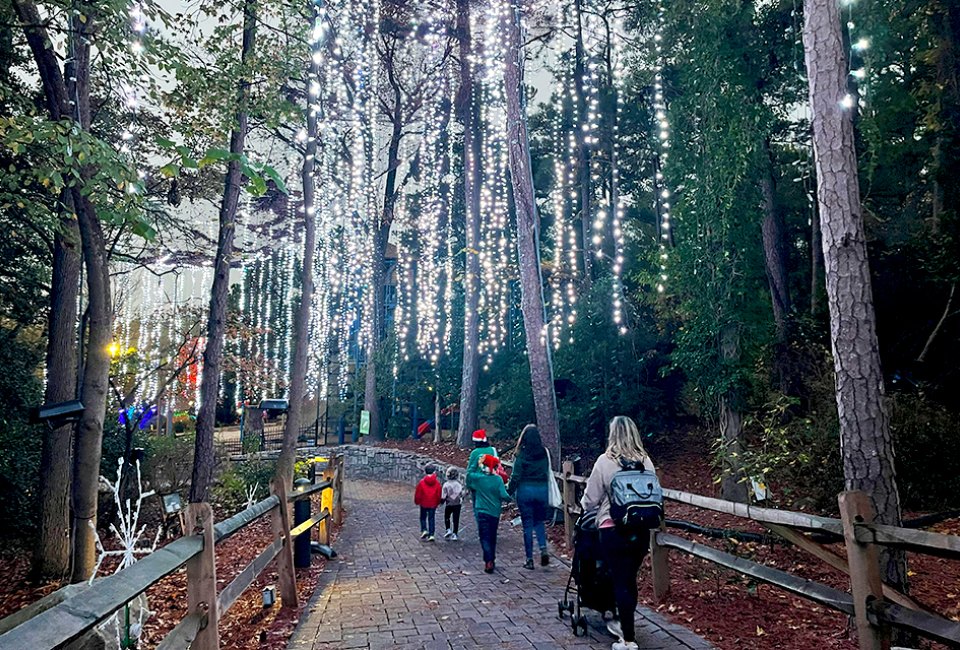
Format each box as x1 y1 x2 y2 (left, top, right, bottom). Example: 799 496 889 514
0 454 345 650
553 463 960 650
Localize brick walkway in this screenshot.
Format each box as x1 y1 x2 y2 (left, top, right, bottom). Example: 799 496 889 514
289 481 712 650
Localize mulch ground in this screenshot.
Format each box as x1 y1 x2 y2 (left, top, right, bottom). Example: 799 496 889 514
0 493 341 650
376 435 960 650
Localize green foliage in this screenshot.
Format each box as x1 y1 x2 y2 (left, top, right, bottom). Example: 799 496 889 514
890 393 960 510
0 328 44 538
138 433 195 494
213 458 275 512
553 281 675 451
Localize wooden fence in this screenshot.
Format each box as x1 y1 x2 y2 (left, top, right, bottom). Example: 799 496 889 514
554 460 960 650
0 454 345 650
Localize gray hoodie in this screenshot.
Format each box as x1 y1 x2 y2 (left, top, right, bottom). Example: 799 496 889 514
581 452 656 527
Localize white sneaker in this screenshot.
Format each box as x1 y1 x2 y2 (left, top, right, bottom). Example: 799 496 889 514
450 533 458 541
612 642 638 650
444 529 452 539
606 620 623 639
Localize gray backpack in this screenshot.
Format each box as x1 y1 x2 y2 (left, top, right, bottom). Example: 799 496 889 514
609 460 664 539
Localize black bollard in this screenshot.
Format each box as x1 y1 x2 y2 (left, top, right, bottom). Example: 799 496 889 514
293 478 312 568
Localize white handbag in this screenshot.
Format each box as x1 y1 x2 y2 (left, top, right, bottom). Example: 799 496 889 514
546 450 563 509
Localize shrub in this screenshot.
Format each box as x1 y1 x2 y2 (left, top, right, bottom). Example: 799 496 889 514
0 331 44 538
212 458 276 512
890 393 960 511
138 432 195 494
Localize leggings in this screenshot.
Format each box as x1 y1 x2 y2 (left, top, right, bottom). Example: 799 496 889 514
599 527 649 643
444 504 461 533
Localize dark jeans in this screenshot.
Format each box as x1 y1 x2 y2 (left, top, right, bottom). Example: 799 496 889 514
476 513 499 563
599 527 650 643
516 483 548 560
444 504 461 534
419 507 436 536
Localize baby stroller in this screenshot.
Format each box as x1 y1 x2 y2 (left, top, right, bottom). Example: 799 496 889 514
557 510 616 636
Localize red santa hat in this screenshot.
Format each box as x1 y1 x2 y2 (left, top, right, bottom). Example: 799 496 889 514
472 429 488 443
481 454 500 472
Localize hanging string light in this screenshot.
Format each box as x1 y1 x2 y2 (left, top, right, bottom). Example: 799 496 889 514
652 0 672 294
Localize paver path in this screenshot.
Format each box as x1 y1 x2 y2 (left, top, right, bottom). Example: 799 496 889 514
289 481 712 650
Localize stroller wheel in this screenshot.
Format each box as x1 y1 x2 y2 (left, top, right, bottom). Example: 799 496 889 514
571 617 582 636
557 600 566 619
577 616 588 636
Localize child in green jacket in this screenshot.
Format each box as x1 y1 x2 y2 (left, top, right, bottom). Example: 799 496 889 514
465 454 512 573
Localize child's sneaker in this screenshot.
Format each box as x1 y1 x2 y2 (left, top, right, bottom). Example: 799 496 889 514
484 561 495 574
612 642 638 650
427 535 436 542
450 533 458 541
420 531 428 540
444 529 452 539
606 620 623 639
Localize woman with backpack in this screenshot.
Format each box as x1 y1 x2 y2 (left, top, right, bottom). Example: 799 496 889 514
506 424 551 570
581 416 658 650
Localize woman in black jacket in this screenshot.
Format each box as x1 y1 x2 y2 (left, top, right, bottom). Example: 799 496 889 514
506 424 551 569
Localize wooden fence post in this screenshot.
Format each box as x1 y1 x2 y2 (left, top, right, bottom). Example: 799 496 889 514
333 454 344 525
561 461 575 549
270 479 299 609
650 523 671 603
184 503 218 650
838 491 889 650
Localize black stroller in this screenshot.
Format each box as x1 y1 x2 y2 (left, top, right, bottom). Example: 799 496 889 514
558 510 617 636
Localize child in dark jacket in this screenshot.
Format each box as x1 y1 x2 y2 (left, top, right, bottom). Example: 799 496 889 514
465 454 512 573
414 465 443 541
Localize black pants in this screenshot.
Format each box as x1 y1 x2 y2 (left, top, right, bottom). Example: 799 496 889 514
444 504 461 534
476 513 499 563
419 507 436 536
599 527 650 643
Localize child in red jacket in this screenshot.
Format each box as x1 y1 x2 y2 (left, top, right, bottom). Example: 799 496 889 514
414 465 443 541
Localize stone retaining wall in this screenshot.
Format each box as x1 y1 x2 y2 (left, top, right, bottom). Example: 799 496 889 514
320 444 465 486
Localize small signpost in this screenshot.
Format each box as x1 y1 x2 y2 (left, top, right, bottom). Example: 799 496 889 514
359 410 370 436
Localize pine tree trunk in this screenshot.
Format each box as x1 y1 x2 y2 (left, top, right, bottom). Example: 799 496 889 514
191 0 257 503
503 1 561 468
456 0 482 448
803 0 906 588
278 12 323 485
811 201 822 315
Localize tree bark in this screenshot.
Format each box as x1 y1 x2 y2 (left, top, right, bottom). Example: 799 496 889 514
503 2 561 468
14 0 82 579
455 0 482 448
760 141 796 395
803 0 906 588
191 0 257 503
811 199 822 316
35 213 80 579
718 324 748 503
363 72 404 441
278 7 323 486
